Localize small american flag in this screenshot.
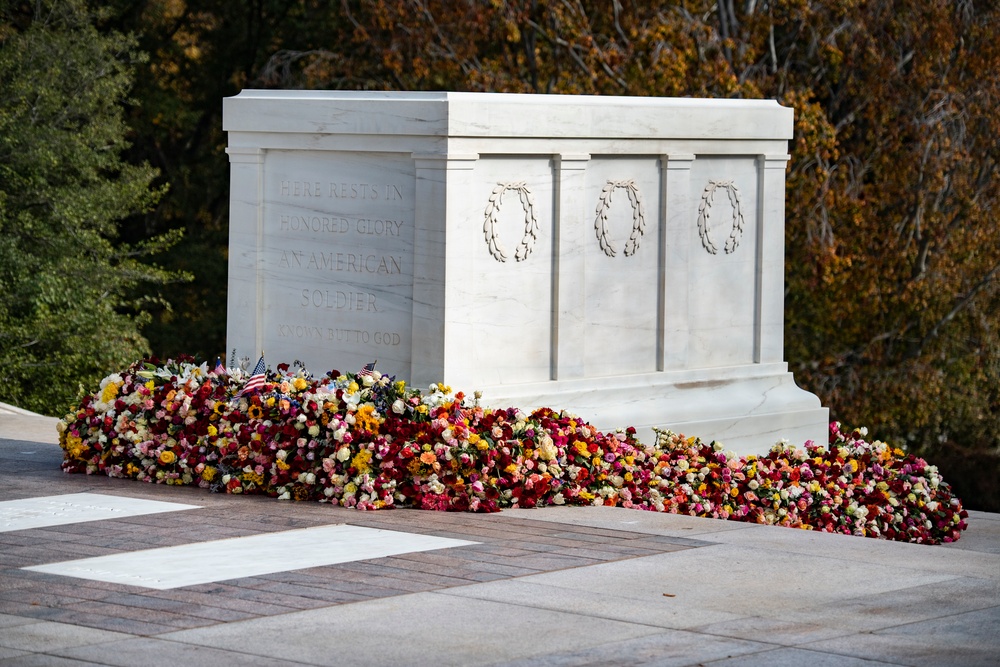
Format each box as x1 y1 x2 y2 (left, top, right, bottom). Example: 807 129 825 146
239 355 267 396
358 361 377 378
214 357 226 376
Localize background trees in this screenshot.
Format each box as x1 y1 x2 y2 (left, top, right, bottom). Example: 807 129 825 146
2 0 996 507
0 0 185 413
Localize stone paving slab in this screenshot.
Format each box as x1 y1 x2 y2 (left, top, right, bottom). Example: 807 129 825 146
1 415 998 666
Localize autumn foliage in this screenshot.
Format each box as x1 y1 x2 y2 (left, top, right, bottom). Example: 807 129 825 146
5 1 999 508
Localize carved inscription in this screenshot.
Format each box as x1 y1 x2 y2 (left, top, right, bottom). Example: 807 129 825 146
280 180 403 201
275 324 401 346
278 251 402 274
264 160 414 365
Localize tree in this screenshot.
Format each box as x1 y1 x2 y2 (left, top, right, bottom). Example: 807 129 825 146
0 0 186 414
96 0 351 361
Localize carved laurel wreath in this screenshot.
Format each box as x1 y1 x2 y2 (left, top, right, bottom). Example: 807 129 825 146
697 180 745 255
594 179 646 258
483 181 539 263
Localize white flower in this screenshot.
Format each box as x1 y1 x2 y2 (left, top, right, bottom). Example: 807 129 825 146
392 399 406 414
336 447 351 462
538 435 557 461
552 493 565 505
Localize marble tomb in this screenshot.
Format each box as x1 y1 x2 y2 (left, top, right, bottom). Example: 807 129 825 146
223 91 827 454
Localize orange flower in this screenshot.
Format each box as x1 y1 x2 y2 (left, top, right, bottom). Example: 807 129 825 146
419 452 437 465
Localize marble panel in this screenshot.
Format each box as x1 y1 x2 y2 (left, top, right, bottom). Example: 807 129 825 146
23 524 477 590
583 156 662 377
465 155 556 386
258 150 416 377
685 156 761 367
0 494 199 533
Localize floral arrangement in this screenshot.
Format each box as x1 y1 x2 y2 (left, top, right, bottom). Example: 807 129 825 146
57 357 968 544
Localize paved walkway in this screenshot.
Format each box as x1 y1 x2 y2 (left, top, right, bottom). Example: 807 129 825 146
1 403 998 666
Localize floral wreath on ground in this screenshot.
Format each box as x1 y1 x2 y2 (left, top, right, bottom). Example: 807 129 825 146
57 357 968 545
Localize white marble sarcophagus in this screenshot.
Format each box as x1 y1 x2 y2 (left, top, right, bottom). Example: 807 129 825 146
223 91 827 453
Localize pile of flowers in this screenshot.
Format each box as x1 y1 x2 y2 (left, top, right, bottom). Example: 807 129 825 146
57 357 968 544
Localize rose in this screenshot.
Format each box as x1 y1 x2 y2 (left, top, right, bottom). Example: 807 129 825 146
158 450 176 465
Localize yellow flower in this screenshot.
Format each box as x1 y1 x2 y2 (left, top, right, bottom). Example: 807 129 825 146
62 433 83 454
293 377 308 391
276 459 290 471
207 425 218 437
352 449 374 472
158 450 177 465
348 382 359 394
100 381 122 403
243 471 264 486
354 404 382 434
201 466 217 482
